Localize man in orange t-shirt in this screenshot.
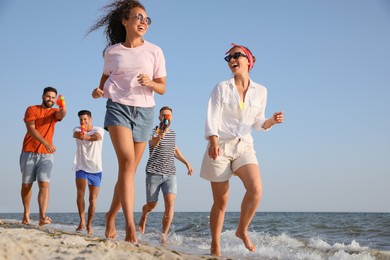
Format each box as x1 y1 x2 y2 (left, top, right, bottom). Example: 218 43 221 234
20 86 67 225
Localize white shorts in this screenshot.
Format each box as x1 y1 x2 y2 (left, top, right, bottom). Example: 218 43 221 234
200 138 258 182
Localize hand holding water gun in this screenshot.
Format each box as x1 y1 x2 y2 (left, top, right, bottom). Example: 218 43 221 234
56 94 65 108
80 123 87 135
77 123 88 140
156 114 171 134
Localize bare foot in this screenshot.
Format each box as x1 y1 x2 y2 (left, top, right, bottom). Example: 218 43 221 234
138 211 148 234
39 216 52 226
22 213 30 225
105 213 117 239
76 222 85 232
160 233 168 244
125 223 138 243
87 225 93 235
210 240 221 256
210 246 221 256
235 230 256 252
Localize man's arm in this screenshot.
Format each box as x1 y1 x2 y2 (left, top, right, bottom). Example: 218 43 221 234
149 130 166 147
55 102 67 121
74 131 102 141
174 146 193 176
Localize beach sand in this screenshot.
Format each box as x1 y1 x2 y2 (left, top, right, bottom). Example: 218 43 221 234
0 219 212 260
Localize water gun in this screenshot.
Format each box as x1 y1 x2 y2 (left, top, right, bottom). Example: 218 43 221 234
80 124 87 135
56 94 65 108
156 114 171 134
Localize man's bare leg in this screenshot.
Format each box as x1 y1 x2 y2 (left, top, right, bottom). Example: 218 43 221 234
160 194 176 243
138 201 157 234
76 178 87 231
21 183 33 224
87 185 100 235
38 181 52 226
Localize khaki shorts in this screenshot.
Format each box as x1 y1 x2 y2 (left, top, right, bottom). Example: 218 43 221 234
200 138 258 182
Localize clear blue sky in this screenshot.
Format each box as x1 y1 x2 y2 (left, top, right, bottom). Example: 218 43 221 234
0 0 389 213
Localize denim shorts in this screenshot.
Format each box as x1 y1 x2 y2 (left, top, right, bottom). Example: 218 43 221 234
104 99 154 142
20 152 54 184
145 174 177 202
75 170 102 187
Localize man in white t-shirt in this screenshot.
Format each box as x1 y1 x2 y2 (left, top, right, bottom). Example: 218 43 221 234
73 110 104 234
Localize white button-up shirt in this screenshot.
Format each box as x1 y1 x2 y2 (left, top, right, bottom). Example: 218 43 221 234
205 78 269 143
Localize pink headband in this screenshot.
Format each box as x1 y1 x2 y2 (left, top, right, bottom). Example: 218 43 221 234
225 43 254 70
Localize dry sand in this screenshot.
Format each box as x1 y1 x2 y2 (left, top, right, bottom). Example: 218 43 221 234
0 220 216 260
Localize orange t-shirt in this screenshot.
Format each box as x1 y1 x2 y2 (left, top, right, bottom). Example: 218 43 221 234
22 105 61 154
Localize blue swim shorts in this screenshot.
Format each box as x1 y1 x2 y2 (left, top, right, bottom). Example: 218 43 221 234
75 170 102 187
20 152 54 184
104 99 154 143
145 174 177 202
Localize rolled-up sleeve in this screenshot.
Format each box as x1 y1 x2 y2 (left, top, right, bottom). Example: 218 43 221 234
252 87 270 132
204 83 222 140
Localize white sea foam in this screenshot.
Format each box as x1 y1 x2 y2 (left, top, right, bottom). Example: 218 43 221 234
2 212 389 260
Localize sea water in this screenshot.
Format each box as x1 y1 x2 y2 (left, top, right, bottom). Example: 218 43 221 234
1 212 389 259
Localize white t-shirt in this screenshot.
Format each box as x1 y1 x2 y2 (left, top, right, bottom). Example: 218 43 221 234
73 126 104 173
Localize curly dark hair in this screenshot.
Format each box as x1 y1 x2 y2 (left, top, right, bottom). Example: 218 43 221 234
88 0 146 47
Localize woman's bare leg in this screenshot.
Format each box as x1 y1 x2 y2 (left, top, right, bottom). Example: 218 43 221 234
105 126 146 242
234 164 262 252
209 181 229 256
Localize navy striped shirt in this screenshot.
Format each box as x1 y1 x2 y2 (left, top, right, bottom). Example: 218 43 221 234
145 129 176 175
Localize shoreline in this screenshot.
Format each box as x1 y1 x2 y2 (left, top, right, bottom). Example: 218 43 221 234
0 219 212 260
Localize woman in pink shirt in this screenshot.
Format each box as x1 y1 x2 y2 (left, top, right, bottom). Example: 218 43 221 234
89 0 166 243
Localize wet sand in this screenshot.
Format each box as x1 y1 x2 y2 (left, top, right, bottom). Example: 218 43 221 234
0 219 212 260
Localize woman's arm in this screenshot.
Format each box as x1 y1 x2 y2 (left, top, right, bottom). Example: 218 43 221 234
92 74 109 98
262 111 284 130
138 75 166 95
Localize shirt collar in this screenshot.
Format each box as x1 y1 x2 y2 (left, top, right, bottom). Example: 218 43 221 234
228 77 255 89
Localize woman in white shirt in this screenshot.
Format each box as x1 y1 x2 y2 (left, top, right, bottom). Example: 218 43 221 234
89 0 166 243
200 43 284 256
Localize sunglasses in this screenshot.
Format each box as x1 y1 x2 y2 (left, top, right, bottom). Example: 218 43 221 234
224 52 248 62
131 13 152 26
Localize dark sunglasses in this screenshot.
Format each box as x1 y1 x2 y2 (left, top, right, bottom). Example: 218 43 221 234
224 52 248 62
131 13 152 26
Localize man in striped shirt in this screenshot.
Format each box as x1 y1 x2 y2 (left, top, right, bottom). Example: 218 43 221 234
138 106 193 243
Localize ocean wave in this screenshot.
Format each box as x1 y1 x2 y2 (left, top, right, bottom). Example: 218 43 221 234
1 212 389 259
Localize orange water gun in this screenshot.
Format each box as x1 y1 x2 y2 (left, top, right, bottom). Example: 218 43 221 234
80 123 87 135
156 114 171 134
56 94 65 108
